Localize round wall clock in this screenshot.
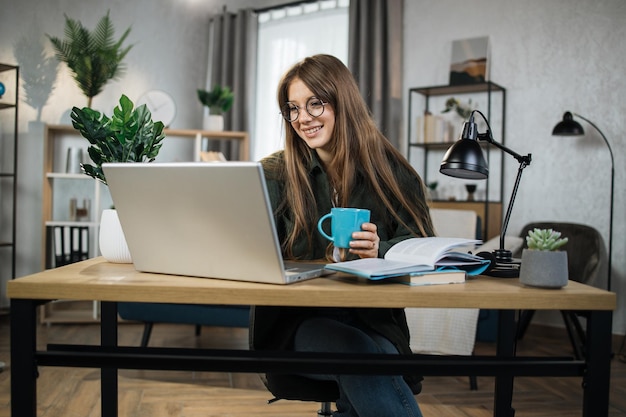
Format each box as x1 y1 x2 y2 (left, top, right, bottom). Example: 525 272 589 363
136 89 176 128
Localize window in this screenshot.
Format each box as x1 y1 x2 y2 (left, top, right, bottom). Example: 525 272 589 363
253 0 349 161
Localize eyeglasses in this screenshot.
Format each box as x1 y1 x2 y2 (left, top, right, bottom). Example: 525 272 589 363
280 97 327 122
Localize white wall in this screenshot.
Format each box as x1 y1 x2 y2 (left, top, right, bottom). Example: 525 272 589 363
403 0 626 333
1 0 624 334
0 0 224 306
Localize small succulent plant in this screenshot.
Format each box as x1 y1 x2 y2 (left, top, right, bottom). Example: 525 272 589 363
526 228 568 251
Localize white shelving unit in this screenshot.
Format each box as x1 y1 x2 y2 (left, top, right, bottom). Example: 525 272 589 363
0 63 18 312
40 124 249 323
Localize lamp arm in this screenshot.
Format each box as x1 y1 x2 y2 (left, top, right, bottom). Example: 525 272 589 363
573 112 614 291
573 113 615 166
472 110 532 165
478 132 533 166
495 158 530 261
470 110 532 261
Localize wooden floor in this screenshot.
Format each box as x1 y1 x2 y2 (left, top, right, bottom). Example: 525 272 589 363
1 312 626 417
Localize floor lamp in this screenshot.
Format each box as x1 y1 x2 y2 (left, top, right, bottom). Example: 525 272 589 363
552 112 614 292
440 110 532 278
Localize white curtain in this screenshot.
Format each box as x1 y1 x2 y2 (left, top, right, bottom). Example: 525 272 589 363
252 0 350 161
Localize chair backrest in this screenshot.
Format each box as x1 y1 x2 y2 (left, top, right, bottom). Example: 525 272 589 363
407 209 480 357
518 222 602 286
248 305 340 403
429 208 479 239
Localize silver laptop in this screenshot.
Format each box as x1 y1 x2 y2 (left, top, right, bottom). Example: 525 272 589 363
102 162 325 284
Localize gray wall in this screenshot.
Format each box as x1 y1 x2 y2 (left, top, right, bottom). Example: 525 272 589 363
0 0 624 334
403 0 625 332
404 0 626 334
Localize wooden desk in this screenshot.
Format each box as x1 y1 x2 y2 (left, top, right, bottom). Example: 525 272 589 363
8 257 616 417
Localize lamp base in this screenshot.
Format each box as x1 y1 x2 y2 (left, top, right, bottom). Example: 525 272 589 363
494 248 513 263
485 258 521 278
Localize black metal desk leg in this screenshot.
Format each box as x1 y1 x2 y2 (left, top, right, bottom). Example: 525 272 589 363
582 310 612 417
494 309 516 417
101 301 119 417
11 299 38 417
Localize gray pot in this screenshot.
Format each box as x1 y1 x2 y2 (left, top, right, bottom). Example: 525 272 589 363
519 249 568 288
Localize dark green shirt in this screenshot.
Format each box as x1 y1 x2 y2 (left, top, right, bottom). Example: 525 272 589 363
253 149 430 394
262 150 431 260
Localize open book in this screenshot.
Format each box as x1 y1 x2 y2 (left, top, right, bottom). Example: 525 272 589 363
325 237 490 280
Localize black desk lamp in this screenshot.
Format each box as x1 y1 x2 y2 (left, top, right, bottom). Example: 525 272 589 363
552 111 614 291
440 110 532 277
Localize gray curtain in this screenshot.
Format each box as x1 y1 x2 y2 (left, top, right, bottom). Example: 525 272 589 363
206 8 257 160
348 0 403 149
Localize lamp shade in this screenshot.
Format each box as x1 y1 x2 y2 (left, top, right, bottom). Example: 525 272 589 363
440 138 489 179
552 111 584 136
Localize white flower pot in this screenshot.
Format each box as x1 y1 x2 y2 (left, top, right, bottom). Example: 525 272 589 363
519 249 568 288
99 209 132 263
203 114 224 131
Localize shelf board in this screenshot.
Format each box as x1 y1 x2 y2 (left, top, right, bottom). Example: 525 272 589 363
410 81 505 97
39 300 128 324
46 220 98 227
46 172 91 179
409 142 491 150
430 199 501 204
46 124 248 140
40 311 101 324
0 103 16 110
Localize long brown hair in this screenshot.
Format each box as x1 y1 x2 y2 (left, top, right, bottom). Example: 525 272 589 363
272 54 433 259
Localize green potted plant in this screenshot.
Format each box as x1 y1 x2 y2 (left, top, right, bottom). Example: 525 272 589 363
441 97 475 141
519 228 569 288
71 94 165 184
197 85 234 131
427 181 439 201
442 97 474 119
47 11 133 107
71 94 165 263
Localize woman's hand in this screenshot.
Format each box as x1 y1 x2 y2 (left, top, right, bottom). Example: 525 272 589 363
349 222 380 258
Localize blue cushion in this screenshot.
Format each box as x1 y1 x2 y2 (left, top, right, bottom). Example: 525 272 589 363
117 302 250 328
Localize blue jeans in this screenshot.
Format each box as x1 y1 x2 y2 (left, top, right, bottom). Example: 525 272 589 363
294 316 424 417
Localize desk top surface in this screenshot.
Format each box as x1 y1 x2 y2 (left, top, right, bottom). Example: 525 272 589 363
7 257 615 310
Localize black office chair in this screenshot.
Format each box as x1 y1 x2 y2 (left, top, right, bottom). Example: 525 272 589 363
264 373 338 417
249 306 422 416
515 222 603 359
249 306 338 416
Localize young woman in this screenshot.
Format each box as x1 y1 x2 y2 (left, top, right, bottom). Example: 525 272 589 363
254 54 434 417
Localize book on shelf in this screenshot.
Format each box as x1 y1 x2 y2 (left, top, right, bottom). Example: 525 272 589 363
324 237 490 281
49 225 90 268
414 113 455 144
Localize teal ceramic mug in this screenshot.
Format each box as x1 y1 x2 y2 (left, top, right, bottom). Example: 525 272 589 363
317 208 371 248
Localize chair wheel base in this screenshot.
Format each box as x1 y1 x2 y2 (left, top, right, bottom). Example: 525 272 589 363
318 401 333 416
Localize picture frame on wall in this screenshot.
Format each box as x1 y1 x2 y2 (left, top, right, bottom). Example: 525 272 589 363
449 36 490 85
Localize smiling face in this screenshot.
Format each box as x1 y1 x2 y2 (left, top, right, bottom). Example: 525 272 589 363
287 78 336 164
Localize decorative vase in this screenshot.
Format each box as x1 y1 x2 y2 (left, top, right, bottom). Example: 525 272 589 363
519 249 568 288
440 111 466 142
203 114 224 131
465 184 477 201
99 209 132 263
